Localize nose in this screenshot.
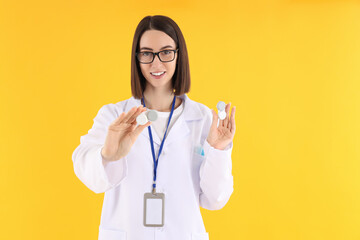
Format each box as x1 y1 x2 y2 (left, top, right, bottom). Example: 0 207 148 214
151 53 163 66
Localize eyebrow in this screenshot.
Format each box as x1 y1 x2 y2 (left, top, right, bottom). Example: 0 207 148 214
140 45 174 51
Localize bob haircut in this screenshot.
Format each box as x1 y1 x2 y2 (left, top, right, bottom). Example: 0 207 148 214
131 15 191 99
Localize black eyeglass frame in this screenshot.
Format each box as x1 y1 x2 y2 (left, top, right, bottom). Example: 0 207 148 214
136 49 179 64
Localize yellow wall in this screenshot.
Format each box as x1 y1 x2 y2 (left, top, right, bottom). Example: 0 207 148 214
1 0 359 239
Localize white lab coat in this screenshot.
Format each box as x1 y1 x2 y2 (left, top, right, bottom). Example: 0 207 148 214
72 94 234 240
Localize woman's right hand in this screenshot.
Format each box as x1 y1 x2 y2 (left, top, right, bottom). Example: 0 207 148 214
101 106 151 162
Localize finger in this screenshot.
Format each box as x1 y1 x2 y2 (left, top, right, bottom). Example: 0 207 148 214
227 106 234 129
219 109 225 128
223 103 231 128
230 106 236 134
133 119 151 137
113 112 126 125
128 106 146 124
210 109 218 131
123 106 141 123
227 110 231 129
131 107 148 125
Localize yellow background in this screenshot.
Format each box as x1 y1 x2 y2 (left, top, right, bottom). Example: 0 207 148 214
1 0 360 239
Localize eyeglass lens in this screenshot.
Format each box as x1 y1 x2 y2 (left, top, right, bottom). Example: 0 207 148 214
138 50 175 63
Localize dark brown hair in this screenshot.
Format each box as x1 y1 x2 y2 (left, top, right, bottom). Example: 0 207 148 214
131 15 191 99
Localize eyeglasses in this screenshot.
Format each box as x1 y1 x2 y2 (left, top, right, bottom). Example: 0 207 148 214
136 49 178 64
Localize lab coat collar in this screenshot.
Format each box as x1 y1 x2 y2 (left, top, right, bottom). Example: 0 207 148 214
123 94 203 146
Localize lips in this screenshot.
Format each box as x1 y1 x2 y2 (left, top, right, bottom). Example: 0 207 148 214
150 71 166 73
150 71 166 79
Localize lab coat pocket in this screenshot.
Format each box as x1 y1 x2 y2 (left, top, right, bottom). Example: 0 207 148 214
192 232 209 240
98 226 127 240
192 152 204 166
192 145 206 192
192 144 205 167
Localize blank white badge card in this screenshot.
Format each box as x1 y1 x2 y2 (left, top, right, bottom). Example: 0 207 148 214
143 192 165 227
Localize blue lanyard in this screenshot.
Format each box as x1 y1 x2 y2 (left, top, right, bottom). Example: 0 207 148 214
141 95 176 194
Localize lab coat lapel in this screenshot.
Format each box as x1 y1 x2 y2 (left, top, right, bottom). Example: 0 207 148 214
163 112 189 146
162 94 203 147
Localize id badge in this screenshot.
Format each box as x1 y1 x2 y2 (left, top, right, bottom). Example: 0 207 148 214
143 192 165 227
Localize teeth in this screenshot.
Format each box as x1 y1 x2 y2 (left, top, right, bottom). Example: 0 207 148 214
151 71 165 76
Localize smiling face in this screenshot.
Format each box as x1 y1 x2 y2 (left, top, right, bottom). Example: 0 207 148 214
138 30 178 92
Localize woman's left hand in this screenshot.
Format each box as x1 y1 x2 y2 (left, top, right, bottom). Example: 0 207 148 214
206 103 236 150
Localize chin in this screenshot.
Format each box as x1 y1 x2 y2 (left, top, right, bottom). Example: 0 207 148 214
147 77 172 88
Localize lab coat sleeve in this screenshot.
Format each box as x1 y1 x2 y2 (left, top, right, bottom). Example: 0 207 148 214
199 139 234 210
72 104 128 194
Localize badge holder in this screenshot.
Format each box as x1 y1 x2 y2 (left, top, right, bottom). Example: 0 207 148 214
141 94 174 228
143 191 165 227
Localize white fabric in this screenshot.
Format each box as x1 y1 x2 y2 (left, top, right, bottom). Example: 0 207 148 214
72 94 234 240
145 198 163 225
147 99 184 155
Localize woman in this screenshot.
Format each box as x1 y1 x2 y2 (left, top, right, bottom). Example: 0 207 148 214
72 15 236 240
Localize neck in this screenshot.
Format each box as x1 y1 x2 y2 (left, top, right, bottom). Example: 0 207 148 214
143 85 176 112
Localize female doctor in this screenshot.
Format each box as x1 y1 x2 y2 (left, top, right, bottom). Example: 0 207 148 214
72 15 236 240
